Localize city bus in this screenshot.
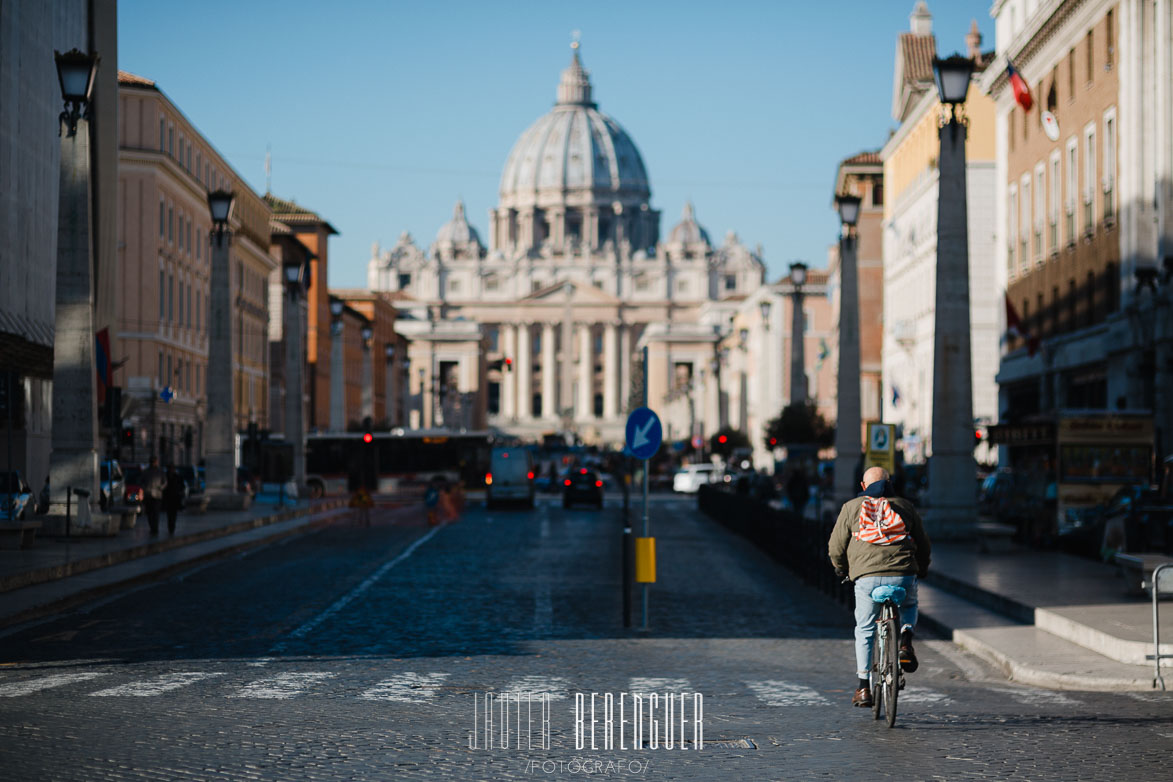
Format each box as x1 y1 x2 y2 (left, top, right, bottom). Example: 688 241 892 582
304 430 493 498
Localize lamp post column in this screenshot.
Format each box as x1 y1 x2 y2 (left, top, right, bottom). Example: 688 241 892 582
603 321 618 420
48 73 102 525
360 326 373 422
542 322 556 420
384 345 396 428
790 288 807 405
833 223 862 505
329 301 345 431
927 55 977 538
284 278 306 492
205 190 247 508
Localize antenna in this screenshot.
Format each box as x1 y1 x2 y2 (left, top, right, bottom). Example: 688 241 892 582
264 143 272 194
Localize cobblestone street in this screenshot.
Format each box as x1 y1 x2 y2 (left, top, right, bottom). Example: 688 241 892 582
1 497 1170 781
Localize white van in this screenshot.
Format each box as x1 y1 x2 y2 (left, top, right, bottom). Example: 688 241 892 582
673 464 718 493
486 447 535 508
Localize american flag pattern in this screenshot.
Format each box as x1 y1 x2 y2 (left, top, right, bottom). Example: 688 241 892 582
853 497 908 545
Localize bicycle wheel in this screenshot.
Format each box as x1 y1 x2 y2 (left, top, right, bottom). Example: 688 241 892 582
871 621 883 720
884 615 900 728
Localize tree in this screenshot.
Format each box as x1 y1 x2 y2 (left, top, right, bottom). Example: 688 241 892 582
709 426 750 458
765 401 835 450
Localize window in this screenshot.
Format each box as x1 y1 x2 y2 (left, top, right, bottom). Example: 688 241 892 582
1020 174 1031 269
1034 164 1045 260
676 278 688 294
168 273 174 323
166 354 171 388
1084 124 1096 231
1049 151 1061 250
1086 30 1094 83
196 290 201 332
196 227 201 260
187 220 193 257
1103 109 1116 218
159 270 165 320
178 135 184 166
1106 10 1115 68
1008 184 1018 274
397 272 411 289
725 274 737 291
177 281 184 326
168 126 173 156
186 144 192 171
1065 138 1078 242
448 278 461 294
1068 48 1075 98
872 182 883 206
159 117 165 152
187 285 192 329
484 276 499 292
159 200 165 239
177 212 183 252
168 206 173 244
635 276 650 292
487 326 499 352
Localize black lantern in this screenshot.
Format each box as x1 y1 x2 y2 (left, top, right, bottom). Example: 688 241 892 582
932 54 974 106
789 261 809 287
835 194 862 228
207 189 235 239
54 48 99 135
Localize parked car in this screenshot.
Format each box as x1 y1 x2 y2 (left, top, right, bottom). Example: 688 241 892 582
485 447 535 509
673 464 719 493
563 467 604 509
0 470 33 520
122 466 145 508
99 460 124 511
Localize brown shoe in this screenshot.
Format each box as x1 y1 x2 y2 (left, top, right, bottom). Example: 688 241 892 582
852 687 873 707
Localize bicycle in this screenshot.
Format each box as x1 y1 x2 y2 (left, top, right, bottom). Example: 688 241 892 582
868 584 906 728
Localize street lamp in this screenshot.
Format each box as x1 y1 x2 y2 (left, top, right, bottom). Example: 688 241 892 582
282 255 308 496
927 53 977 537
47 47 104 526
54 48 99 136
788 261 809 406
833 194 862 504
328 297 346 431
204 188 246 508
360 322 374 421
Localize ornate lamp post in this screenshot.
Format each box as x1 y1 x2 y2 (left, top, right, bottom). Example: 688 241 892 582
282 255 308 494
927 54 977 537
360 323 374 421
328 298 345 431
48 48 103 527
833 195 862 504
204 189 247 508
788 262 809 405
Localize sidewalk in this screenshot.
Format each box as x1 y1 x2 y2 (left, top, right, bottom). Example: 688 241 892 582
918 540 1171 691
0 495 354 627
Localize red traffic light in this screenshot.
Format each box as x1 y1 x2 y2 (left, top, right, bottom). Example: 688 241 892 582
504 357 513 371
362 432 374 444
769 438 777 446
718 435 728 444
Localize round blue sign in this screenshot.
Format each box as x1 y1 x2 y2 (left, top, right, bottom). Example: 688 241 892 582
625 407 662 460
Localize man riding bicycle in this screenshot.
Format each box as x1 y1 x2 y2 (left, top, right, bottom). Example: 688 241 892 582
828 466 931 708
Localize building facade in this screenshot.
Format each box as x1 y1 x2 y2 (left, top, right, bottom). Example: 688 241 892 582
117 71 276 465
880 3 1002 464
367 46 772 449
984 0 1173 468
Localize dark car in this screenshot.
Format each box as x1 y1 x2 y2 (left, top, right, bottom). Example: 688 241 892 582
122 467 145 508
563 467 604 509
0 470 33 520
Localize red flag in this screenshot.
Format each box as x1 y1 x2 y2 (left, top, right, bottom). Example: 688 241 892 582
1004 293 1039 357
1007 60 1033 112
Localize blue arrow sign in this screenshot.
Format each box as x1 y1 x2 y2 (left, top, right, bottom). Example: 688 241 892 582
625 407 662 461
159 386 174 404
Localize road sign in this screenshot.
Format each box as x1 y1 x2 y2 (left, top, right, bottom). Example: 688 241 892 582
159 386 174 404
691 435 703 449
866 422 896 472
625 407 662 460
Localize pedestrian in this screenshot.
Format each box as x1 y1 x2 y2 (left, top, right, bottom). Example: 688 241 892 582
36 476 50 515
786 467 810 517
162 464 184 535
141 455 166 535
827 465 931 709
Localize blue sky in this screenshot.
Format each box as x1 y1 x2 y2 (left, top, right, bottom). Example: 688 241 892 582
118 0 994 287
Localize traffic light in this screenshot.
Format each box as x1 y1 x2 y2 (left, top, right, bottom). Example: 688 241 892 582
504 357 513 372
769 437 778 447
718 435 728 444
974 428 984 448
122 427 134 445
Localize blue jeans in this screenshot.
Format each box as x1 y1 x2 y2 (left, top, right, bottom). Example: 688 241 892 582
853 574 918 679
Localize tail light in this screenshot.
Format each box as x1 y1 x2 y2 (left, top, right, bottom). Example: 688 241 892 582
580 468 588 474
564 479 572 486
595 480 603 488
527 471 534 480
485 472 493 486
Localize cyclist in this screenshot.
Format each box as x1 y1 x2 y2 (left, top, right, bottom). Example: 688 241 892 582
828 466 931 708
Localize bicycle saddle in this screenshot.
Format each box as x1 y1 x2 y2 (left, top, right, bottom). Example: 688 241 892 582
870 585 907 604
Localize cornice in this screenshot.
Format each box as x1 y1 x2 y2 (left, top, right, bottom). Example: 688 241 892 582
985 0 1095 94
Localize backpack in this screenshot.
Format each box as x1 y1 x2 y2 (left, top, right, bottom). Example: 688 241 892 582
853 496 908 545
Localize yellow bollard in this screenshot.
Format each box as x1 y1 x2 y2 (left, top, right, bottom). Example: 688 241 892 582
635 537 656 583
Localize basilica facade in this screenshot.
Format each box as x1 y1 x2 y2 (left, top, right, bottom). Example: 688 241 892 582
367 46 780 448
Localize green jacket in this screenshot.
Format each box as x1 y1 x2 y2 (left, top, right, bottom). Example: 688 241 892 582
827 495 931 580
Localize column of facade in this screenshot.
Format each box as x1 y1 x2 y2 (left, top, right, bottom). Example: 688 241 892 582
603 321 618 419
619 323 632 413
542 322 556 420
501 324 516 419
577 323 593 419
517 323 532 420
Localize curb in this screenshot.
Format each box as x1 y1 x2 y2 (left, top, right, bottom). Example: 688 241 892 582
953 628 1157 691
923 569 1035 624
0 498 348 594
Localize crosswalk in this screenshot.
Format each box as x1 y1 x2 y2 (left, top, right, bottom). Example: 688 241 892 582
0 668 1132 709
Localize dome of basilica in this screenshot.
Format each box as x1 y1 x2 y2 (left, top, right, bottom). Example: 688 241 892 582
498 45 650 209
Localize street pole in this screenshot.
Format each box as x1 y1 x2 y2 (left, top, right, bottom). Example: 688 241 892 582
47 55 102 527
831 204 862 506
361 325 374 422
641 345 650 631
284 273 306 496
329 301 345 431
927 55 978 538
205 189 247 510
